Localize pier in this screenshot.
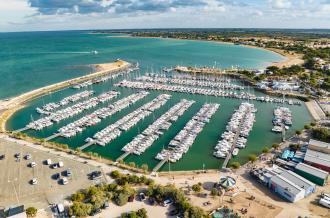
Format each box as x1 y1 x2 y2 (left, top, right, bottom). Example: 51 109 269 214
152 156 169 172
77 141 95 151
45 133 60 141
221 106 253 169
116 151 132 162
13 127 29 133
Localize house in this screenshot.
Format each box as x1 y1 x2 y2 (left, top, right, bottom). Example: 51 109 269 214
295 162 329 186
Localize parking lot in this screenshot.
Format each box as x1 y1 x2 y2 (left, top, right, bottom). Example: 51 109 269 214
0 138 105 209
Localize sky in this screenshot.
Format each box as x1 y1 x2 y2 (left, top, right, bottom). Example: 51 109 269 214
1 0 330 32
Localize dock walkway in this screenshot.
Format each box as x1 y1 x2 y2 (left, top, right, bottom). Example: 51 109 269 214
116 151 132 162
222 108 251 169
78 141 95 151
14 127 29 133
45 133 60 141
153 156 169 172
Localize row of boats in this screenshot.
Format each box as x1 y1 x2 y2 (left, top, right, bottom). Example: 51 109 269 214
57 91 149 138
86 94 171 146
115 80 301 105
27 91 119 131
121 99 195 155
155 103 219 163
72 65 138 89
213 102 257 159
136 74 244 90
36 90 94 114
272 107 293 133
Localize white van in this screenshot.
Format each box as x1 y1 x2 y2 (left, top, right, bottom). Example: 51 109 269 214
319 198 330 209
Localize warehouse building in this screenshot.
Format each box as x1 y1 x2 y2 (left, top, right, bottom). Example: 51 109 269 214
269 174 305 202
304 149 330 173
308 139 330 154
295 162 329 186
251 166 316 202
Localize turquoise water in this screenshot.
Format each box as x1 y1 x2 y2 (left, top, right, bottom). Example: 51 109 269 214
3 31 311 171
0 31 283 99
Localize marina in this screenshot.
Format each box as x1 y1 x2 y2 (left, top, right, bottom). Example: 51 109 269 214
155 103 219 165
82 94 171 148
4 34 312 172
272 107 293 133
119 99 194 160
213 102 257 168
115 79 301 105
25 91 119 131
56 91 149 138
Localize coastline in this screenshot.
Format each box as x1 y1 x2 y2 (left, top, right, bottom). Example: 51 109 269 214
116 34 303 69
0 59 131 132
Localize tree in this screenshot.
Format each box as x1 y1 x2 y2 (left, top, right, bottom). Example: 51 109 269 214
230 162 241 169
71 191 86 202
26 207 37 217
295 130 302 135
262 146 270 154
312 127 330 142
69 202 92 217
248 154 257 163
110 170 121 179
136 208 148 218
192 184 202 193
304 124 311 129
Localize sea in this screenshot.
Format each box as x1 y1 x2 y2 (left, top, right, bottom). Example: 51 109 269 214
1 31 311 171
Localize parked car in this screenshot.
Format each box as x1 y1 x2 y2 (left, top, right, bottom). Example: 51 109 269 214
88 171 102 180
14 153 20 158
163 199 173 207
0 154 5 160
102 201 109 209
65 168 72 177
319 198 330 209
46 159 52 165
52 173 60 180
138 193 146 201
24 154 32 160
51 163 58 169
60 178 68 185
30 178 38 185
58 161 64 168
29 162 37 168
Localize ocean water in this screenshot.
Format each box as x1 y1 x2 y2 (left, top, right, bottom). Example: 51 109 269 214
3 31 311 171
0 31 283 99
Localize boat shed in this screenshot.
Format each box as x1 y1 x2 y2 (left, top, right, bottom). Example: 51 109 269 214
295 162 329 186
269 174 305 202
278 170 316 196
304 149 330 173
308 139 330 154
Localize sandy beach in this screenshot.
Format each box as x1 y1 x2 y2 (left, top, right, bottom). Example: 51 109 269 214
0 59 131 132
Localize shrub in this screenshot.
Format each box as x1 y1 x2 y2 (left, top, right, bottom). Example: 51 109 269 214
248 154 257 162
262 147 270 153
128 162 136 168
69 202 92 217
304 124 311 129
110 170 121 179
230 162 240 169
192 184 202 193
26 207 37 217
141 164 149 172
312 127 330 142
71 192 86 202
272 143 280 150
295 130 302 135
